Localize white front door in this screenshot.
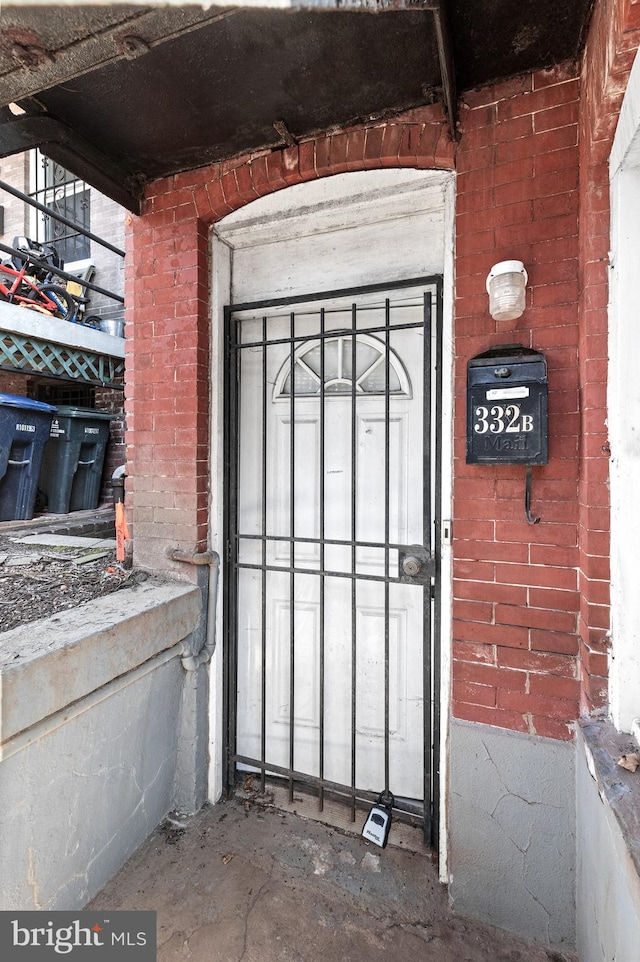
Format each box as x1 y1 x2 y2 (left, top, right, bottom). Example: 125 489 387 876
226 279 440 839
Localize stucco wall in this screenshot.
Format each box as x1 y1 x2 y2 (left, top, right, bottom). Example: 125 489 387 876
576 724 640 962
448 719 576 948
0 580 203 910
0 658 183 909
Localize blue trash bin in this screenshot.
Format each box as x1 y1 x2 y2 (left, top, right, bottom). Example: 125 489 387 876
0 393 57 521
39 406 114 513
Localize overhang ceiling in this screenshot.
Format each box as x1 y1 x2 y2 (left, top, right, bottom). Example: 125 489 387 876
0 1 594 213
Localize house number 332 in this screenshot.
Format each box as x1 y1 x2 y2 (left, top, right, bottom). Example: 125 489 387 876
473 404 534 435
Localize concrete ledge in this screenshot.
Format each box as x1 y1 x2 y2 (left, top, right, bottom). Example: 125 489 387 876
0 300 125 357
579 717 640 879
577 720 640 962
1 579 202 743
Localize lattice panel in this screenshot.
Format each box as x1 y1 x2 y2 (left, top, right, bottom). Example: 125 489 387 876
0 331 124 386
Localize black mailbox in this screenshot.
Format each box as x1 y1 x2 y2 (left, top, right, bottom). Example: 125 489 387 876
467 345 548 465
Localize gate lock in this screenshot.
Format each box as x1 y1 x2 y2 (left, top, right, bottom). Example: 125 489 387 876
398 544 434 585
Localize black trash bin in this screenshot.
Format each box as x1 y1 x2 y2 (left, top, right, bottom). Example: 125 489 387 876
0 393 57 521
39 406 114 514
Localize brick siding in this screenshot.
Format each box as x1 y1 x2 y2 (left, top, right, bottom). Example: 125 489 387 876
126 106 453 573
453 66 582 740
575 0 640 713
89 190 125 324
94 382 126 504
0 370 32 397
125 6 632 736
127 90 589 719
0 152 28 246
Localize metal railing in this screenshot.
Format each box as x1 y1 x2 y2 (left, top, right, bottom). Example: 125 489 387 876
0 177 125 317
0 238 124 305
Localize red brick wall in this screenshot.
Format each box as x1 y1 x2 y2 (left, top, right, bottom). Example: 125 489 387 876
94 383 126 505
0 370 32 396
576 0 640 713
452 67 582 740
451 0 640 735
124 214 210 572
126 106 453 575
126 10 633 741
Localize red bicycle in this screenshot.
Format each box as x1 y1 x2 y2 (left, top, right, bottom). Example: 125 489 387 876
0 246 78 321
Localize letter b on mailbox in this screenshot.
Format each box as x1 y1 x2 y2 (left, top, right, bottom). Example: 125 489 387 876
466 345 548 465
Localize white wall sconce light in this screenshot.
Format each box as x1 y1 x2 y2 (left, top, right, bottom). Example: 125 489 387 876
486 260 528 321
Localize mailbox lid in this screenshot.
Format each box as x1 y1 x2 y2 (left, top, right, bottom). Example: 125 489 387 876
467 344 547 386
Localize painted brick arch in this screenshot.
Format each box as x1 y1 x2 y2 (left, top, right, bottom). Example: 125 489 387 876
145 104 454 226
124 105 454 571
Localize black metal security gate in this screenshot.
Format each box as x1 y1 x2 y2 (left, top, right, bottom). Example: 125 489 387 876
224 277 442 845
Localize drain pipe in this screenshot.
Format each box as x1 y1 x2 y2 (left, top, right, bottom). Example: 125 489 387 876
168 547 220 671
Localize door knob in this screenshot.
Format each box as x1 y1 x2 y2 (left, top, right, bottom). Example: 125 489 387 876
401 555 423 577
398 545 434 584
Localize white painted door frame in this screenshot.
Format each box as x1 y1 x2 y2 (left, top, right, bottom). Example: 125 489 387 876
207 168 454 876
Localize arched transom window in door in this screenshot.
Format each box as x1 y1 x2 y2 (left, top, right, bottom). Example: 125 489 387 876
273 333 412 401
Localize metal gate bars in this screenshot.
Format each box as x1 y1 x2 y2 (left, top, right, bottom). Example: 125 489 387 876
224 277 442 846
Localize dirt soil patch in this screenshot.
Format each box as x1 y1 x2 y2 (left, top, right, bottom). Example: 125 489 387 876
89 795 576 962
0 534 145 632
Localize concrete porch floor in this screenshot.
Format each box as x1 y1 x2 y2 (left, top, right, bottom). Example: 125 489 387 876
87 796 574 962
